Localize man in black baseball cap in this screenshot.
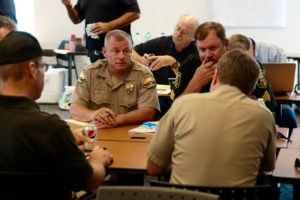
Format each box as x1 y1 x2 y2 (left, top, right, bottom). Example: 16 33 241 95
0 31 113 199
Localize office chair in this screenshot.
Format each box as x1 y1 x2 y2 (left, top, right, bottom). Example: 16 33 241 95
150 180 274 200
0 171 71 200
96 185 219 200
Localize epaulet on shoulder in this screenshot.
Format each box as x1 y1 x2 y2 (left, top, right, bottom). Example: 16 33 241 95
84 59 105 71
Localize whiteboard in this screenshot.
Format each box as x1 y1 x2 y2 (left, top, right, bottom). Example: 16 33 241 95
208 0 286 27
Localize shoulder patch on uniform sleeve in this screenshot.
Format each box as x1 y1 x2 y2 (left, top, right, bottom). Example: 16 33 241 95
142 73 156 88
174 72 181 89
78 71 86 84
257 70 267 89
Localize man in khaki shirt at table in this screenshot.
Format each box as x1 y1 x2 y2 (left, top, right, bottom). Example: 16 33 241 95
71 29 160 129
147 50 276 186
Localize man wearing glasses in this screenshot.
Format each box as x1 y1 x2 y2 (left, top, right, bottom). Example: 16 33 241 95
0 31 113 198
132 15 199 85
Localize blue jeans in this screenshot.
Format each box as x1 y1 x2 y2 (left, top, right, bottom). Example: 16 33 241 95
278 104 297 128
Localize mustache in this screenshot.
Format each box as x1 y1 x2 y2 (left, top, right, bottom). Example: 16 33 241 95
204 57 216 63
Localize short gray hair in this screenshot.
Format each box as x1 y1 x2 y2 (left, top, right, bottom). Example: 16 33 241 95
229 34 251 52
104 29 132 48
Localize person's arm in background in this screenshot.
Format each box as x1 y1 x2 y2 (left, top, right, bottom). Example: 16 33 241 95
132 48 147 65
91 12 140 35
61 0 81 24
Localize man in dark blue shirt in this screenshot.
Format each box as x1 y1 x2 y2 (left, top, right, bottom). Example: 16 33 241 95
0 0 17 24
62 0 140 62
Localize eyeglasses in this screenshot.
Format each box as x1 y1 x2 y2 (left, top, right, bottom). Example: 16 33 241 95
174 25 192 36
41 63 49 72
34 60 48 72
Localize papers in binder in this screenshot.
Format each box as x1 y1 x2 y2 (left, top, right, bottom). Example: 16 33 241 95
128 121 159 134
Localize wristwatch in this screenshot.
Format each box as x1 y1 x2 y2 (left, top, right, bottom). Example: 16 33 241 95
171 60 180 69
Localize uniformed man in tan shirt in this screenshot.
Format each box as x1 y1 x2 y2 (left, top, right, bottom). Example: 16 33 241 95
70 29 160 129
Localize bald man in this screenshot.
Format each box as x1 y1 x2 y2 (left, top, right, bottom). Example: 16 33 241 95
132 15 199 85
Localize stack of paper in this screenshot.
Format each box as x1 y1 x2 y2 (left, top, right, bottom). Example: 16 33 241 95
156 84 171 95
128 121 159 134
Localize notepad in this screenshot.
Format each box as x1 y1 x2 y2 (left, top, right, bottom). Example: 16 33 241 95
156 84 171 95
128 121 159 134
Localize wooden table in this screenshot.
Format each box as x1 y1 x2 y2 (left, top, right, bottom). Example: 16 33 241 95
287 53 300 89
275 92 300 104
67 122 153 142
277 127 289 148
287 128 300 149
67 122 152 174
273 148 300 199
98 140 149 174
98 125 153 142
274 148 300 181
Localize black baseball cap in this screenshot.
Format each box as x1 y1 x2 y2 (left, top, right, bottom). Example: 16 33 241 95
0 31 54 65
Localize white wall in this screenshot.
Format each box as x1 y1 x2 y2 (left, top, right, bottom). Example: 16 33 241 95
34 0 300 53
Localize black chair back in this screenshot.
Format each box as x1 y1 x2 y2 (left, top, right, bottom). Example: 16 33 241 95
96 185 219 200
150 180 273 200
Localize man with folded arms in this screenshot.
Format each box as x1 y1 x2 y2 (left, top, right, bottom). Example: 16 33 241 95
147 50 276 186
70 30 160 129
0 31 113 199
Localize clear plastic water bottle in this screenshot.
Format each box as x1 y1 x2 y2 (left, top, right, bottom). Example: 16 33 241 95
144 31 153 41
134 32 142 45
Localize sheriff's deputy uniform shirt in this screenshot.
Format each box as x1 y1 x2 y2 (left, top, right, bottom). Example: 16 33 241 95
72 59 160 114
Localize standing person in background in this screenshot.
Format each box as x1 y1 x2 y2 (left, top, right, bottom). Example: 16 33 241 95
0 15 16 87
132 15 199 85
61 0 140 63
0 0 17 24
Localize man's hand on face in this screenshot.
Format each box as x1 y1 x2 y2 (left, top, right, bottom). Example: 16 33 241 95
193 61 216 87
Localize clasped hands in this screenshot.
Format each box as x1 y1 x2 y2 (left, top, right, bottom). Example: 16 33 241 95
141 54 176 71
91 108 117 129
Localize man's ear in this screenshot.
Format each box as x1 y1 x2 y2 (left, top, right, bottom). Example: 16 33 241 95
212 69 219 85
27 61 37 78
225 39 229 51
102 47 107 58
210 69 219 92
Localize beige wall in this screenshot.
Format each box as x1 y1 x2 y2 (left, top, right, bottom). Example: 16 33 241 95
34 0 300 53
